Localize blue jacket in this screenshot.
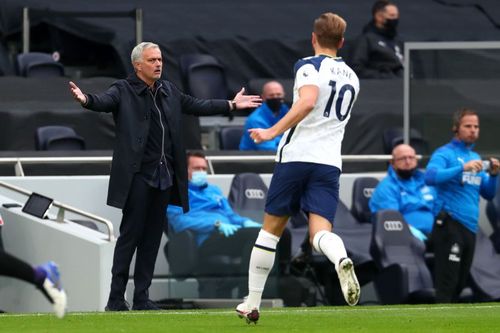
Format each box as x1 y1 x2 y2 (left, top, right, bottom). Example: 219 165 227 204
167 182 250 246
424 139 497 233
239 102 289 151
369 166 436 235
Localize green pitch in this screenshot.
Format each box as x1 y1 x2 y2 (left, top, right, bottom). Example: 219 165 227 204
1 303 499 333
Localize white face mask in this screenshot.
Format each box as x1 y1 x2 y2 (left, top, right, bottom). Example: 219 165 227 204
191 170 208 187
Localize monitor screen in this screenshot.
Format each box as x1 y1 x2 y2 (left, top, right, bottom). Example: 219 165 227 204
22 193 54 219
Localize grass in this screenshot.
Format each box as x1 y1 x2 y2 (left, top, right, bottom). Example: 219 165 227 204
1 303 500 333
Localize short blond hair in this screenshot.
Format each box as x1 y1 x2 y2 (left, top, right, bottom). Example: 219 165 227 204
313 12 346 49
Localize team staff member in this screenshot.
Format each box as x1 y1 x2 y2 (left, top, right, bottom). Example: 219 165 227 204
69 42 261 311
425 108 499 302
370 144 436 241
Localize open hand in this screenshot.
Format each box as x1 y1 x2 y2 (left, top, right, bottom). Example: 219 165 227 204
69 81 87 104
232 87 262 110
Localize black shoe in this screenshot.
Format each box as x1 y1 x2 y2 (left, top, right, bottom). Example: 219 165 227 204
105 299 130 311
132 299 161 311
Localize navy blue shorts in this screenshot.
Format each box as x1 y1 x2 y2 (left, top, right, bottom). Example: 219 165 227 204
265 162 340 223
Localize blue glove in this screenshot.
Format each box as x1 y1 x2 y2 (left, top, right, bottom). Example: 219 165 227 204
243 220 261 228
217 222 240 237
409 225 428 242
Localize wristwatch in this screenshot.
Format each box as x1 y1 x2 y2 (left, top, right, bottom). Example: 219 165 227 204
214 220 221 229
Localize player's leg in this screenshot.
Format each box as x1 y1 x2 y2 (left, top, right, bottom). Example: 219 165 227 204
309 214 360 306
0 251 67 318
236 214 288 323
237 162 302 324
304 164 360 306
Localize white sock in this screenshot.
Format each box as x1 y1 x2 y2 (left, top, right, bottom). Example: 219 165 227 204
312 230 347 269
246 229 279 309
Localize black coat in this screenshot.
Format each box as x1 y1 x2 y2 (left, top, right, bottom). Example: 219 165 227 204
84 74 229 211
349 22 404 79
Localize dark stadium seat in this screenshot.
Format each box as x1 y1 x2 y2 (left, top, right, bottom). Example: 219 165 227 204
382 127 429 155
178 53 229 149
219 126 244 150
486 177 500 253
35 126 85 151
370 209 435 304
17 52 64 77
179 54 228 99
468 229 500 301
351 177 379 223
227 172 268 222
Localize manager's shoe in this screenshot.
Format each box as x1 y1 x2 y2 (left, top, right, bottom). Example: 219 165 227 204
132 299 161 311
105 299 130 311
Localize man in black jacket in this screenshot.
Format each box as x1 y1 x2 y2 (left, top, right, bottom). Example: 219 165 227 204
69 42 261 311
350 0 403 79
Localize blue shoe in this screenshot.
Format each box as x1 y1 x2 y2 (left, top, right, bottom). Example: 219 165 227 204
37 261 67 318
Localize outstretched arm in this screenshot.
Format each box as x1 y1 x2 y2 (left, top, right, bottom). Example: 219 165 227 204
249 85 318 144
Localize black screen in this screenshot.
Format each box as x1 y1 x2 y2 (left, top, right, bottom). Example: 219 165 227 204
22 193 54 219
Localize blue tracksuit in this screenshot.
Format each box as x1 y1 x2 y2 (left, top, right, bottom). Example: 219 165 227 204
167 182 249 246
424 138 497 233
239 102 289 151
369 166 436 235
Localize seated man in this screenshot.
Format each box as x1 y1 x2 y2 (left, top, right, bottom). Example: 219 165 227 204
369 144 436 241
239 81 289 151
167 151 267 297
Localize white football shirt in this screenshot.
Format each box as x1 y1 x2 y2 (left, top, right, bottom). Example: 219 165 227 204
276 55 360 170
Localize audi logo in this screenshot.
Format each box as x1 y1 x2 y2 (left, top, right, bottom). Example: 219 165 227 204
363 188 374 198
245 189 265 199
383 220 403 231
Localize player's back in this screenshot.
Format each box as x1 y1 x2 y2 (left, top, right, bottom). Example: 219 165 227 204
277 55 360 169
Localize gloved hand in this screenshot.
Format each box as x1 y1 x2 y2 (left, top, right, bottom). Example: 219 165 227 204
217 222 240 237
409 225 428 242
243 220 261 228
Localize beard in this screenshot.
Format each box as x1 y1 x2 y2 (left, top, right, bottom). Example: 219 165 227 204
396 168 416 180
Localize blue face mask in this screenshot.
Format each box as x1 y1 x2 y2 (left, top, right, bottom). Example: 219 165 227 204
191 170 208 187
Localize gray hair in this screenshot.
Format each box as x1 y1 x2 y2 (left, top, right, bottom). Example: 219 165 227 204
130 42 160 64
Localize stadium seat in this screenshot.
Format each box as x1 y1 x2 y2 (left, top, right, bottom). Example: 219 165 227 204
164 224 199 278
468 229 500 301
219 126 244 150
17 52 64 77
178 54 229 149
486 177 500 253
35 126 85 151
370 209 435 304
382 127 429 155
227 172 268 222
179 54 228 99
351 177 379 223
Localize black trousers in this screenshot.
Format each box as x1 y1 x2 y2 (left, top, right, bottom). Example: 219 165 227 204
0 250 37 285
431 215 475 303
108 174 171 304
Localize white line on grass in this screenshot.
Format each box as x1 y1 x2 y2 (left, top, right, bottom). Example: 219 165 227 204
1 304 500 318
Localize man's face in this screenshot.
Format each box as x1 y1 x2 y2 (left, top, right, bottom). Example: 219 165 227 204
391 144 417 173
456 114 479 144
134 47 162 85
188 156 208 180
262 82 285 101
375 4 399 27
